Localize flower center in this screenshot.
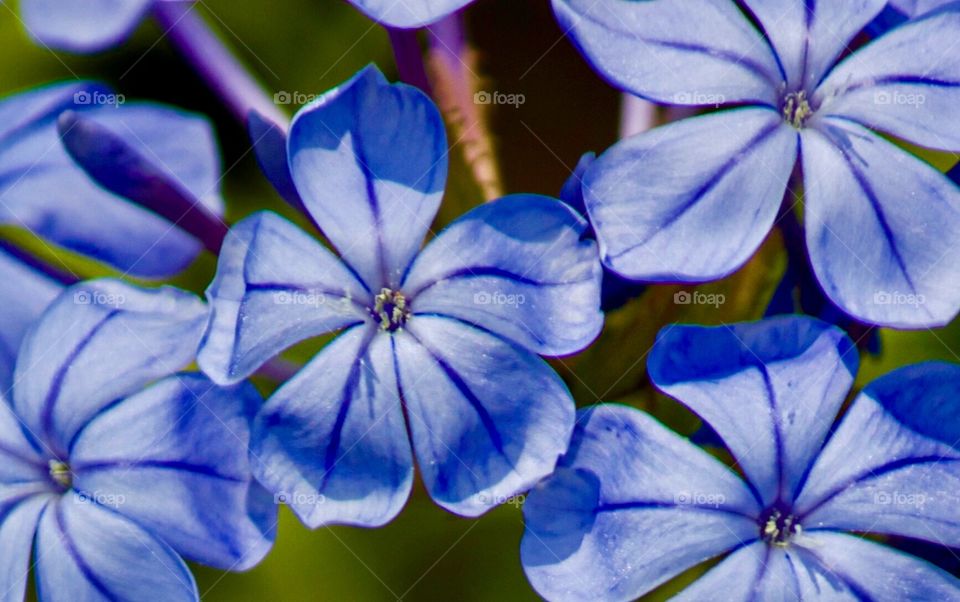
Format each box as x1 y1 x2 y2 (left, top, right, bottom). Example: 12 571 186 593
782 91 813 129
372 288 410 332
760 507 801 547
48 459 72 490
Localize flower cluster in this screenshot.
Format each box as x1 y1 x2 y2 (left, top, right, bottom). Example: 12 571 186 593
3 0 960 600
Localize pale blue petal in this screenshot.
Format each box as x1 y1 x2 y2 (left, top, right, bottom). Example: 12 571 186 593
584 108 796 281
71 374 275 571
287 65 446 290
348 0 473 28
198 212 369 385
795 362 960 547
0 83 224 277
0 248 62 391
403 195 602 356
13 280 207 451
251 326 413 529
552 0 781 105
890 0 955 16
0 495 51 602
817 6 960 151
20 0 152 52
647 317 858 507
522 405 759 602
0 398 48 484
396 316 575 517
744 0 885 89
791 532 960 599
673 541 857 601
801 118 960 327
35 495 197 602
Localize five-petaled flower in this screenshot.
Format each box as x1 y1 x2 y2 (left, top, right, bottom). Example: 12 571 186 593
0 280 275 601
197 66 603 527
557 0 960 328
523 316 960 601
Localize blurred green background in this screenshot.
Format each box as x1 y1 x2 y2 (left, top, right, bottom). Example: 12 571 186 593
2 0 960 599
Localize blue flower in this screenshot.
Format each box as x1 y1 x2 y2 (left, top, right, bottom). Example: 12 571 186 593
197 65 603 526
0 81 225 278
347 0 474 28
557 0 960 328
20 0 157 52
0 279 275 601
522 316 960 601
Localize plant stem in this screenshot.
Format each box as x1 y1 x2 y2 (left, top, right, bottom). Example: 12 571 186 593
387 28 432 93
619 94 657 138
152 2 287 127
425 13 503 200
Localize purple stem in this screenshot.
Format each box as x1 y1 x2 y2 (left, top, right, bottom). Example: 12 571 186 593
619 94 657 138
424 13 503 199
152 2 288 127
387 27 432 93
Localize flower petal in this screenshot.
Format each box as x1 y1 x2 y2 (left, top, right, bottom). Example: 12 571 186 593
817 5 960 151
0 398 48 484
396 316 576 517
13 280 207 451
801 118 960 327
683 533 960 600
647 317 858 508
0 495 50 602
673 541 861 600
584 108 796 281
252 326 413 529
743 0 885 89
795 362 960 547
403 195 602 356
287 65 446 290
71 102 224 217
0 82 223 277
248 111 305 212
890 0 955 17
348 0 474 28
793 532 960 599
198 212 369 385
35 495 197 602
552 0 781 105
0 247 62 391
71 374 275 571
20 0 152 52
521 405 759 602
